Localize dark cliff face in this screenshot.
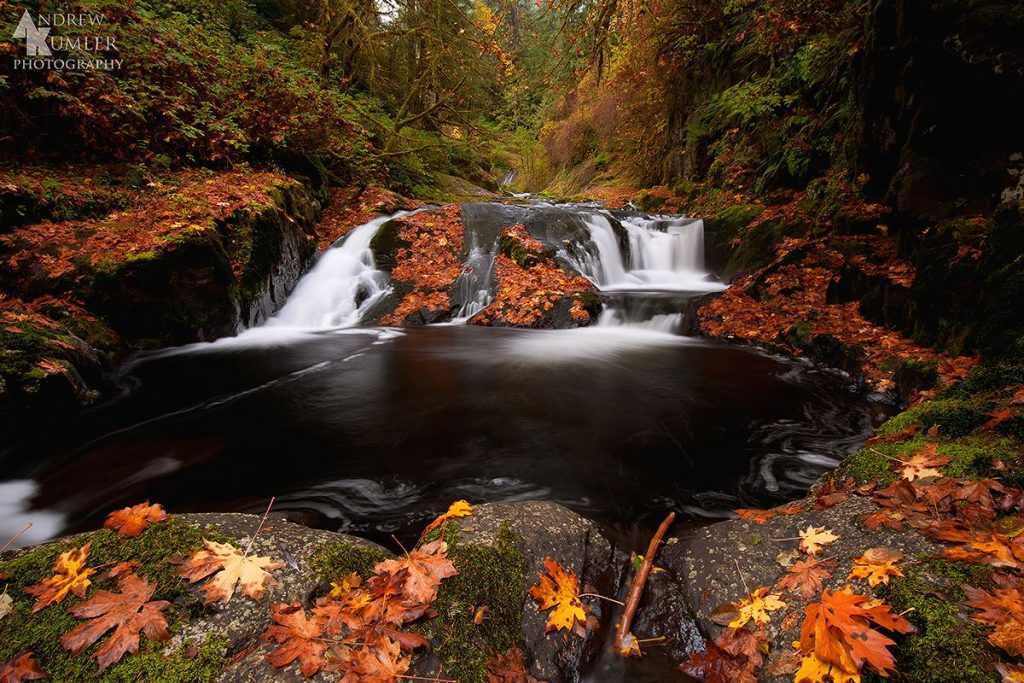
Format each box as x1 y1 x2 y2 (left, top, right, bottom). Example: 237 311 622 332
853 0 1024 222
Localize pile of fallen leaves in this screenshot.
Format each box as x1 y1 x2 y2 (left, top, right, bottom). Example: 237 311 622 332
0 170 304 288
468 225 596 328
697 234 977 395
378 205 465 325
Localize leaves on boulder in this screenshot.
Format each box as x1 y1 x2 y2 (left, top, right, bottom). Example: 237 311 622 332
262 602 329 678
777 558 834 598
964 577 1024 657
176 539 282 604
373 539 458 605
60 573 170 671
798 526 838 555
486 646 544 683
529 557 587 634
420 499 473 539
728 587 786 628
798 586 914 678
103 502 167 538
24 542 96 612
847 548 903 587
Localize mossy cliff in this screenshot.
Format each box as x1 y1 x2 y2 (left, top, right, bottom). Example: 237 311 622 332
0 167 325 444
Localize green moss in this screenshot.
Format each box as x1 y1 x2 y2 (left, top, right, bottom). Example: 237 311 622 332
840 431 1019 483
879 398 989 438
0 318 72 378
784 319 813 347
0 518 234 681
942 363 1024 400
309 542 390 582
426 522 527 683
874 559 998 683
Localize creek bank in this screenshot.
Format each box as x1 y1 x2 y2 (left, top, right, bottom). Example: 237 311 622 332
0 168 419 445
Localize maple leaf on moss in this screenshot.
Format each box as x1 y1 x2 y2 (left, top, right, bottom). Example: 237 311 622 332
103 501 167 538
964 580 1024 657
24 542 96 612
420 499 473 539
60 573 170 671
0 652 45 682
799 587 914 678
847 548 903 587
798 526 838 555
261 602 328 678
777 558 834 598
898 443 951 481
374 539 458 605
176 540 282 604
729 587 786 628
529 557 587 633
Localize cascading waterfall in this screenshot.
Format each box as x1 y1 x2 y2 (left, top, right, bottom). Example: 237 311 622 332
228 203 724 336
262 211 417 330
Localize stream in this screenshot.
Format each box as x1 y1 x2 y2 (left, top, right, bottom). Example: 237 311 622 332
0 202 885 550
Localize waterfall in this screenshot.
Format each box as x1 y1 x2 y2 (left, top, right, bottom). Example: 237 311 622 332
575 212 725 292
264 211 417 330
451 234 497 322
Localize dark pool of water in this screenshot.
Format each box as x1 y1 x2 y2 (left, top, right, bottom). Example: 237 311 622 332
1 324 885 547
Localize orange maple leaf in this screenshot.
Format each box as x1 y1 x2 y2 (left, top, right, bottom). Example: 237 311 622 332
24 542 96 612
374 540 458 606
777 558 834 598
736 508 775 524
60 573 170 670
262 602 328 678
103 502 167 538
0 652 45 682
176 540 282 604
486 647 543 683
420 499 474 539
847 548 904 587
964 581 1024 656
798 526 838 555
899 443 951 481
529 557 587 633
799 587 914 677
984 407 1018 432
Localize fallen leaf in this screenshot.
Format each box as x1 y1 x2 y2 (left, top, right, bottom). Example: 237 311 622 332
107 560 142 579
799 587 914 677
777 558 834 598
798 526 838 555
24 542 96 612
261 602 328 678
60 573 170 670
618 631 642 657
421 499 474 538
729 587 786 628
998 662 1024 682
984 407 1018 432
374 540 458 605
176 540 282 604
486 647 543 683
736 508 775 524
328 572 361 599
848 548 904 587
899 443 951 481
0 652 45 682
529 558 587 633
104 502 167 538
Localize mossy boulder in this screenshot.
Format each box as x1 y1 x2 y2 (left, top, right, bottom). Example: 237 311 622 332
702 203 765 277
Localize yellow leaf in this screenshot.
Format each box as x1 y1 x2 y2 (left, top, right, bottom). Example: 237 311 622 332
24 543 96 612
799 526 839 555
328 572 361 599
176 540 282 604
729 586 786 628
795 651 860 683
529 558 587 633
421 500 474 538
847 548 903 587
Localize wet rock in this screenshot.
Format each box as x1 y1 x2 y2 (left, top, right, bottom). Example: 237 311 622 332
167 513 390 683
631 495 939 673
455 501 622 683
